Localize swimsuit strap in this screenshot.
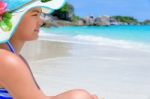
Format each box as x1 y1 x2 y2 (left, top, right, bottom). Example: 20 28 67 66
6 41 16 54
0 88 13 99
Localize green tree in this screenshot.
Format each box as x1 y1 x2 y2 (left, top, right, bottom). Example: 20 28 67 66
59 3 70 13
112 16 138 24
72 15 80 21
52 3 74 21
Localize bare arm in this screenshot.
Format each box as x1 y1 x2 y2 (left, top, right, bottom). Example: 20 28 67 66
0 49 48 99
19 55 40 89
0 49 98 99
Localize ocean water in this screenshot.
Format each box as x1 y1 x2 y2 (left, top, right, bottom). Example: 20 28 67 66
41 25 150 50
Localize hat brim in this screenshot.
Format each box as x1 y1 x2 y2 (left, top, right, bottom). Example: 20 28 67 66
0 0 65 44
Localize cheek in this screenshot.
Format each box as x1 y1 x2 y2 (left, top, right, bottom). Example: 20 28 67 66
16 18 37 40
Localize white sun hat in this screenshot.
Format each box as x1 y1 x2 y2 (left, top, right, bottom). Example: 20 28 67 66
0 0 65 53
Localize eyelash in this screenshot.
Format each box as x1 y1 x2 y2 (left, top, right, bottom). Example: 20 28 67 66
32 14 38 16
32 13 41 16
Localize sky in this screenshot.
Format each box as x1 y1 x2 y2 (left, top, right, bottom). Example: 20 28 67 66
68 0 150 21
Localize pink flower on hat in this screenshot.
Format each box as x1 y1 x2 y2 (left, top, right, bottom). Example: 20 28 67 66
0 1 7 21
0 1 12 32
0 1 7 15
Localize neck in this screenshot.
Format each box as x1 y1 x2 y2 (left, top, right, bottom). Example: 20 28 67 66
10 37 25 55
0 39 25 55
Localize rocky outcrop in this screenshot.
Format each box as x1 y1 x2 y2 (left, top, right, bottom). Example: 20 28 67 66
41 14 80 27
94 16 111 26
143 20 150 25
41 14 143 27
83 16 95 26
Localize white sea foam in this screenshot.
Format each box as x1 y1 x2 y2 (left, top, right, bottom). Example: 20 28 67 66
39 31 150 52
74 35 150 49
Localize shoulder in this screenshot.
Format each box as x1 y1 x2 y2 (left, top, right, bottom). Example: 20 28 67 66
0 49 25 71
0 49 15 62
0 49 19 62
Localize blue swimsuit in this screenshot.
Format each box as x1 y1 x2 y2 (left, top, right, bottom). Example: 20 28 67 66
0 88 13 99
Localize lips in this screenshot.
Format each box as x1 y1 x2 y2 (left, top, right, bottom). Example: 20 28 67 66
34 28 39 33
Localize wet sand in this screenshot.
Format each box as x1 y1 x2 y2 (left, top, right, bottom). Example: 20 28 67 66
21 39 150 99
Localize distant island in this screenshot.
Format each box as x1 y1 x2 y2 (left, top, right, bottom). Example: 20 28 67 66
42 3 150 27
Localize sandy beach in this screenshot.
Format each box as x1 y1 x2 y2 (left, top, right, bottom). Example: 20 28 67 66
21 39 150 99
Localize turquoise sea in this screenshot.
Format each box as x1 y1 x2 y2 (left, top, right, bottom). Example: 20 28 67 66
41 25 150 49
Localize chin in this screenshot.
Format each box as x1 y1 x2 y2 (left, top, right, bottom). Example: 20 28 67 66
27 35 39 41
35 35 39 40
32 35 39 40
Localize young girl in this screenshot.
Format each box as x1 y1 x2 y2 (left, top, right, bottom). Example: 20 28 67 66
0 0 98 99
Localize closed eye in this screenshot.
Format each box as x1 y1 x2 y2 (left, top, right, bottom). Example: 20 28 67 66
31 12 42 17
32 13 40 16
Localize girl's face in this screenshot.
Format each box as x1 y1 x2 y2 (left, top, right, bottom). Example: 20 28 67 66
14 8 43 41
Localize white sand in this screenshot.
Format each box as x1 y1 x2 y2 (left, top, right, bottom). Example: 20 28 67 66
21 39 150 99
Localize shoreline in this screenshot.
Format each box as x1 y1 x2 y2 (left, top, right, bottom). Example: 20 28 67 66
39 32 150 53
21 38 150 99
